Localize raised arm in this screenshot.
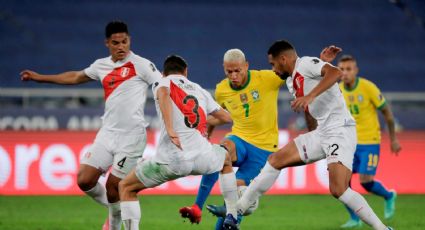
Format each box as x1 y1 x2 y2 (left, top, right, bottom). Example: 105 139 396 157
380 104 401 155
157 86 181 149
20 70 92 85
319 45 342 63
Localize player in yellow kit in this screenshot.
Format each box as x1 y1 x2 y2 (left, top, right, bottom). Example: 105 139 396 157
179 47 341 229
338 55 401 228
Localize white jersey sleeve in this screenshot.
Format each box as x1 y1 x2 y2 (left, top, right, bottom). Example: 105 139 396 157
135 60 162 85
299 56 327 79
152 78 170 99
84 60 101 80
200 87 221 114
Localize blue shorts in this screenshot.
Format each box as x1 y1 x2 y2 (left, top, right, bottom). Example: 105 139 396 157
352 144 380 175
226 135 273 185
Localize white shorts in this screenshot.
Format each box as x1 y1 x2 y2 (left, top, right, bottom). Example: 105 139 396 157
294 126 356 171
80 128 147 179
135 144 227 188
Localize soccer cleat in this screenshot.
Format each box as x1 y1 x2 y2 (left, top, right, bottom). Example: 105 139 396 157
102 217 109 230
387 227 394 230
384 190 397 219
179 204 202 224
223 214 239 230
340 219 362 228
206 204 227 218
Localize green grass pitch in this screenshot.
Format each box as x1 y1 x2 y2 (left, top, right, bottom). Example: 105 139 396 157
0 194 424 229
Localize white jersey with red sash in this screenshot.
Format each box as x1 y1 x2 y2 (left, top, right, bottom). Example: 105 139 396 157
84 51 162 133
152 74 221 163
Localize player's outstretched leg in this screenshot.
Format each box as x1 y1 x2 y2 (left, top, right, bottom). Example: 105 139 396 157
384 189 397 219
179 172 219 224
223 214 239 230
329 163 389 230
340 204 362 228
179 204 202 224
119 170 147 230
360 177 397 219
207 204 227 218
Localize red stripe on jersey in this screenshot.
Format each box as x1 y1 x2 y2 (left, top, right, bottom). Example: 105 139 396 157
102 62 137 100
293 72 305 97
169 81 207 136
293 72 309 112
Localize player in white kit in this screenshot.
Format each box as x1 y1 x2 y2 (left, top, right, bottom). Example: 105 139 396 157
20 21 162 230
236 40 393 230
118 55 240 230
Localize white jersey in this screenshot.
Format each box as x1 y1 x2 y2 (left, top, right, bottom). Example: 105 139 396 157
84 51 162 133
287 56 355 130
152 75 222 163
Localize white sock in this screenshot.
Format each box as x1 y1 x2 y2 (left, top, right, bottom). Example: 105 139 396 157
237 162 280 214
339 188 387 230
84 182 108 207
121 201 141 230
219 172 238 217
109 202 122 230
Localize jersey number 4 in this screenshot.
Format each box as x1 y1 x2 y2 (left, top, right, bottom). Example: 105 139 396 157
183 95 201 128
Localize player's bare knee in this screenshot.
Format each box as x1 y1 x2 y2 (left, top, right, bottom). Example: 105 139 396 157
268 153 284 169
221 140 237 162
118 179 130 196
77 171 97 191
329 184 347 198
224 152 232 166
106 179 120 202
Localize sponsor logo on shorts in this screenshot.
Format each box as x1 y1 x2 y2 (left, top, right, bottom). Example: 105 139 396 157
85 152 91 159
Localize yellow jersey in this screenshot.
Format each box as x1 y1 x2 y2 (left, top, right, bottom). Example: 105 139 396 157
339 77 386 144
215 70 284 152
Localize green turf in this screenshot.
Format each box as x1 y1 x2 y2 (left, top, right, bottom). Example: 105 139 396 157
0 194 424 229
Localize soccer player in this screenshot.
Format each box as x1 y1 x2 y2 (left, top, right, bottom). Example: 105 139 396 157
20 21 162 230
236 40 393 230
338 55 401 228
118 55 239 230
179 47 341 229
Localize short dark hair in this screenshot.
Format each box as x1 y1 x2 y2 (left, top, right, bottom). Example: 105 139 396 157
163 55 188 76
105 21 129 38
268 40 295 57
338 54 357 63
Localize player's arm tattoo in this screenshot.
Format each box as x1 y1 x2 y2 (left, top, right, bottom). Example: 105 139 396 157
304 111 317 131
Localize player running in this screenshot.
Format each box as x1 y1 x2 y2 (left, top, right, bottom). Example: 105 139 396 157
338 55 401 228
236 40 393 230
179 47 341 229
118 55 239 230
20 21 161 230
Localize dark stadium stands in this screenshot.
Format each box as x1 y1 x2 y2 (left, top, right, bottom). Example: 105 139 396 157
1 0 425 91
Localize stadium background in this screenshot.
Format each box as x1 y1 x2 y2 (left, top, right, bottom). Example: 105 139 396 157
1 0 425 229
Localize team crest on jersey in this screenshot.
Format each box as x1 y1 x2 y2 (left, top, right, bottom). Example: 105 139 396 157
120 67 130 78
357 94 364 103
312 58 320 64
240 93 248 104
250 90 260 101
348 95 355 102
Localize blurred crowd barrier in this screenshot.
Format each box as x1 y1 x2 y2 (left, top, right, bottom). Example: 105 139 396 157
0 129 424 195
1 88 425 130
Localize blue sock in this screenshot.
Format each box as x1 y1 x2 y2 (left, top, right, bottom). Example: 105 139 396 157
215 217 224 230
195 172 219 209
237 213 243 225
344 204 360 221
361 181 392 200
